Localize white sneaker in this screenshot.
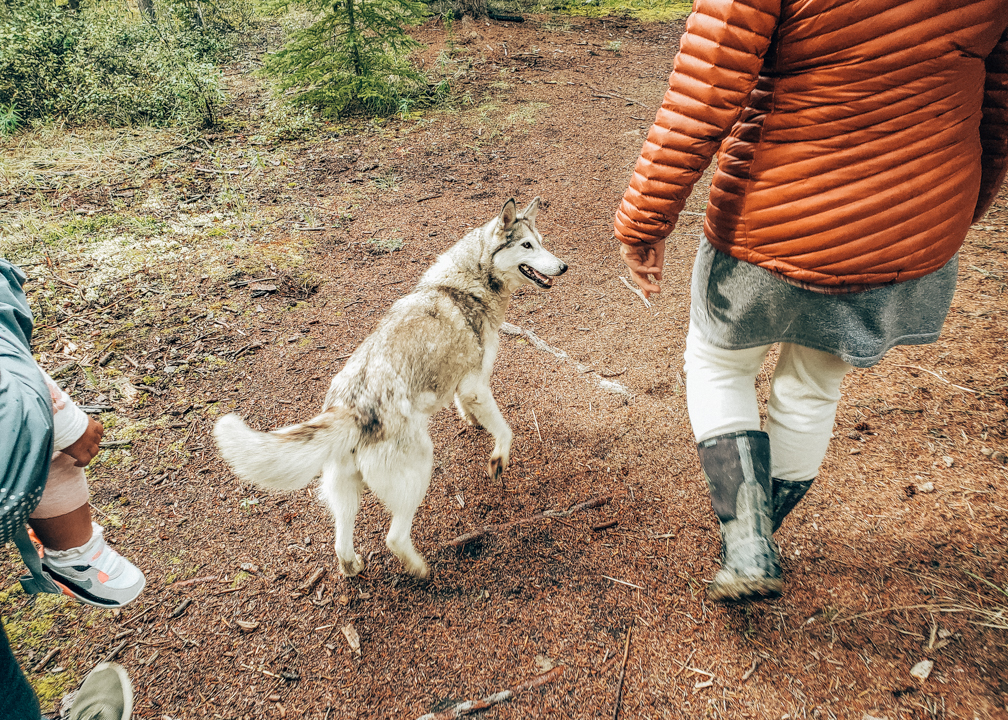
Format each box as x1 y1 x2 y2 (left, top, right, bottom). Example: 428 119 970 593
41 523 145 609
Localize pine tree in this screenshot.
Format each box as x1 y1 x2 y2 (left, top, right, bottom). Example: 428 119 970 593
263 0 428 117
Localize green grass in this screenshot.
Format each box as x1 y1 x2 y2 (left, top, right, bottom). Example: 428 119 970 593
556 0 693 22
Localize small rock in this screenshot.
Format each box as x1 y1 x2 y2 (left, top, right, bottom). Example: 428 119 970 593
240 563 259 574
863 714 887 720
981 447 993 457
917 481 935 493
910 659 934 681
236 620 260 633
849 447 861 455
942 455 954 468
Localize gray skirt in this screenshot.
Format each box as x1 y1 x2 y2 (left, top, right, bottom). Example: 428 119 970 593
689 240 958 368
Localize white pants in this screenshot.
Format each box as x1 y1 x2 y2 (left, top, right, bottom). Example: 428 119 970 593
684 325 852 482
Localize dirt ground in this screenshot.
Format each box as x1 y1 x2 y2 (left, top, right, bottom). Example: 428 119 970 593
3 13 1008 720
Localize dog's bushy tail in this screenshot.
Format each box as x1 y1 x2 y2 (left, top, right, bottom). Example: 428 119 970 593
213 408 357 491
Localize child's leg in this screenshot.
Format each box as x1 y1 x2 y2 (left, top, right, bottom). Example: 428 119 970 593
766 342 852 482
26 452 145 609
684 324 773 442
27 452 92 550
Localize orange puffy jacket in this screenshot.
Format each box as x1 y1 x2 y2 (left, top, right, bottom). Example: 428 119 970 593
614 0 1008 288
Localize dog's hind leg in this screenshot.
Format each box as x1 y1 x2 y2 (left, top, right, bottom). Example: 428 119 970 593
359 429 433 578
318 460 365 577
456 374 513 481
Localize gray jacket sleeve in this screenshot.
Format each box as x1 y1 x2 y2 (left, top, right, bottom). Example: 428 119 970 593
0 259 53 544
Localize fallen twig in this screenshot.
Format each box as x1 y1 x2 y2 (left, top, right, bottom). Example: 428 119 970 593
31 648 59 674
166 575 218 590
195 165 239 176
447 495 611 547
298 567 326 595
602 575 643 590
587 85 650 109
619 276 652 308
100 639 131 664
416 193 443 203
170 598 193 619
895 364 977 394
229 276 277 288
415 666 564 720
740 657 759 683
613 620 633 720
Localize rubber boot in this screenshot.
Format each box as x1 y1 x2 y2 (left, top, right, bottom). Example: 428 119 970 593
699 431 783 602
771 478 814 533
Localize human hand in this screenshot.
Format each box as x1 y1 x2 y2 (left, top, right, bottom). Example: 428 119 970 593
63 416 104 467
619 240 665 298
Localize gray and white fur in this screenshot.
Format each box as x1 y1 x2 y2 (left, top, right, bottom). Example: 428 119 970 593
214 198 567 578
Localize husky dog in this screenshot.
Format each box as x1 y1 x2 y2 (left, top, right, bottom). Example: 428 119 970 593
214 198 566 578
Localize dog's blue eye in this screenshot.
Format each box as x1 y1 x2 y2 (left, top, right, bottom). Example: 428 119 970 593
522 242 532 249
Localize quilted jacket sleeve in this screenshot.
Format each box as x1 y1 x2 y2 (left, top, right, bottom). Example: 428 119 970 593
614 0 781 245
975 26 1008 223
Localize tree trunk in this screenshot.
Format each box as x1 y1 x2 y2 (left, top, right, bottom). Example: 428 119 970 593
345 0 362 77
137 0 156 23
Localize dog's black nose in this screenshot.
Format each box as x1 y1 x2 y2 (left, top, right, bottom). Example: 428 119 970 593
558 262 568 275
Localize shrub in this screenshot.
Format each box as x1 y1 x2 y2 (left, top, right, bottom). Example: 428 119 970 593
261 0 431 117
0 0 227 126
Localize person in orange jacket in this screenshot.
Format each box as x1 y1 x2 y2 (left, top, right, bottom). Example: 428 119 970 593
615 0 1008 602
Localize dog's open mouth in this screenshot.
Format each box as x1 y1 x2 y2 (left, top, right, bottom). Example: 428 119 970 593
520 264 554 288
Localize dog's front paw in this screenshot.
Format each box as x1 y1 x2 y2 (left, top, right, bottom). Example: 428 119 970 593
488 454 507 481
405 555 430 579
339 554 365 578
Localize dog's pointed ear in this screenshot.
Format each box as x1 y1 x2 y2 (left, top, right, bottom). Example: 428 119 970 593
499 198 518 231
520 197 541 224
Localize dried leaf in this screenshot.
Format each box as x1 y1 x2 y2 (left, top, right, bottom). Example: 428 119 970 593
236 620 260 633
341 623 361 656
910 659 934 681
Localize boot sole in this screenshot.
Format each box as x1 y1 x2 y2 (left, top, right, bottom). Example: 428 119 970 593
707 577 783 603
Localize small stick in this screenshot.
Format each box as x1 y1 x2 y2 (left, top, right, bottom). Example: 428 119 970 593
447 495 611 547
671 649 698 679
740 657 759 683
415 666 565 720
416 194 443 203
619 276 652 309
588 84 650 109
895 364 977 394
613 620 633 720
531 408 542 442
602 575 644 590
166 575 218 590
31 648 59 673
100 639 131 664
170 598 193 619
195 165 239 175
592 520 619 531
299 567 325 595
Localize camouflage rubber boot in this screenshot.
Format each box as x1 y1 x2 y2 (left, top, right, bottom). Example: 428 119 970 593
699 431 783 602
771 477 815 533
